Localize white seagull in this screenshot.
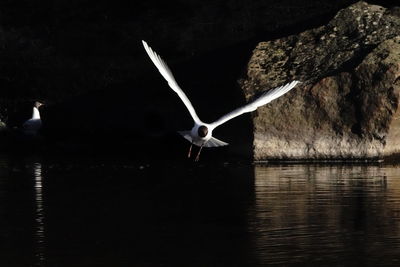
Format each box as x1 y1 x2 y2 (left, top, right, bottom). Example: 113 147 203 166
142 40 300 161
22 101 44 136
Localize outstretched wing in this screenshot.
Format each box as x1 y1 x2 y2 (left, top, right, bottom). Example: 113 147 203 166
142 40 201 124
210 80 300 128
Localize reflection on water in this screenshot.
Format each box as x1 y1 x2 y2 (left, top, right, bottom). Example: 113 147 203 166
33 162 45 266
3 157 400 266
251 165 400 265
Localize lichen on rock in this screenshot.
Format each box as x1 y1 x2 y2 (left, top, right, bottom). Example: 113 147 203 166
241 1 400 160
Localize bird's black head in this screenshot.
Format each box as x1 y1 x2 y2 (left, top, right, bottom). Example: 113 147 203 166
198 125 208 138
34 101 44 109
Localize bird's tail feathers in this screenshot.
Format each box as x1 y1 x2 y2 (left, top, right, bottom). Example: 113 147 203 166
204 137 229 147
178 131 228 147
178 131 192 143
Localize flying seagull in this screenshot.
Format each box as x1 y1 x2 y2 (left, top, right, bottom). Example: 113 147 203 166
142 40 300 161
22 101 44 136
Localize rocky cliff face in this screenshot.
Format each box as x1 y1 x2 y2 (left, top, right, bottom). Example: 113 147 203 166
241 1 400 160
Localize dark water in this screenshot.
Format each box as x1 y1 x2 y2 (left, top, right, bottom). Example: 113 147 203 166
1 155 400 266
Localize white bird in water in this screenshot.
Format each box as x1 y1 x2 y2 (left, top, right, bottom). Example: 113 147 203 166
22 101 44 136
142 40 300 161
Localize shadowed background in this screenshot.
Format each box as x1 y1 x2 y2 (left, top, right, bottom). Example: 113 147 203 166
0 0 397 159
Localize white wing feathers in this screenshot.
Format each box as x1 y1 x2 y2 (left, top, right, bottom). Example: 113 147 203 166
142 41 201 124
143 40 300 130
210 80 300 128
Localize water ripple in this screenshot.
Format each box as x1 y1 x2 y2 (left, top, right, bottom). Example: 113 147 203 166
250 164 400 265
33 162 45 266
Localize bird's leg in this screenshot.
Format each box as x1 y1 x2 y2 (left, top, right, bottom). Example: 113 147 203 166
188 143 193 158
195 145 204 162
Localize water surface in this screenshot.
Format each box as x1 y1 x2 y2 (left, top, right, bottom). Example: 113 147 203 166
1 155 400 266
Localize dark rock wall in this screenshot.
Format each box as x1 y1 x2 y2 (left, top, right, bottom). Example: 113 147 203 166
1 0 369 102
241 1 400 160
